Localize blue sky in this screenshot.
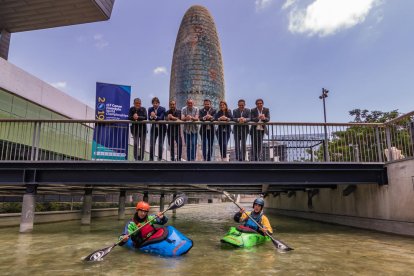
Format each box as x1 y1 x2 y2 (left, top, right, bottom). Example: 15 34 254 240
9 0 414 122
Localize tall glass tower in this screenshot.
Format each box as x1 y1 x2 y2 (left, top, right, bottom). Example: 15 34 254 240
169 5 225 109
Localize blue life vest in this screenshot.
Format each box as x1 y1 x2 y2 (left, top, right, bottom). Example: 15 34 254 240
244 211 263 231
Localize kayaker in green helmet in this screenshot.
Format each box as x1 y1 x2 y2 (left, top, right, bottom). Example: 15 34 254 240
233 197 273 235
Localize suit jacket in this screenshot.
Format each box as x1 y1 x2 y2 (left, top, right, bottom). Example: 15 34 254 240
128 106 147 135
250 107 270 134
233 108 251 135
199 107 216 135
148 106 167 130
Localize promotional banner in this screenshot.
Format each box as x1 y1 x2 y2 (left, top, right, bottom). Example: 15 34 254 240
92 82 131 160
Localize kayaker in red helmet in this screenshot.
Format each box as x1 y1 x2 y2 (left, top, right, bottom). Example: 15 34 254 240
233 197 273 235
119 201 168 247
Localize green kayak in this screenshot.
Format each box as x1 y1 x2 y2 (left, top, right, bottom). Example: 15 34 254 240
221 226 271 248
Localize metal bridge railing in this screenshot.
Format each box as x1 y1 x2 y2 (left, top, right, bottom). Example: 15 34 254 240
0 115 413 162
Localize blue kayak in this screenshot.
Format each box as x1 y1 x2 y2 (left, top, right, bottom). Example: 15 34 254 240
123 226 193 257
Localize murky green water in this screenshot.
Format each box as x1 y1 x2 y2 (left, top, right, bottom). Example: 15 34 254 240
1 203 414 275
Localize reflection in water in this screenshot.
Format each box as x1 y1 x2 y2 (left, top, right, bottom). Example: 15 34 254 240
0 203 414 275
15 234 32 268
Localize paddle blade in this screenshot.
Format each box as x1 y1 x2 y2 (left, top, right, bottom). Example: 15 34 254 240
84 244 116 262
269 236 294 252
167 194 188 210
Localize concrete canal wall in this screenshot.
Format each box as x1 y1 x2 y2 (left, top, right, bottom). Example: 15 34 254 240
0 208 136 227
266 158 414 236
0 204 214 228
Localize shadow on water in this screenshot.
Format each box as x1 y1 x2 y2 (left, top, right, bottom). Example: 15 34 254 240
1 203 414 275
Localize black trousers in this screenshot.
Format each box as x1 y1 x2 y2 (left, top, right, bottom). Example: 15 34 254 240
251 130 264 161
201 129 215 161
149 125 166 161
167 134 182 161
234 128 248 161
133 132 146 161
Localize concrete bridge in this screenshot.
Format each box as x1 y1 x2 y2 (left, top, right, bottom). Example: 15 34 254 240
0 114 413 236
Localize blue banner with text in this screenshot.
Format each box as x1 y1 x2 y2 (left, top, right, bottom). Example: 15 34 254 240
92 82 131 160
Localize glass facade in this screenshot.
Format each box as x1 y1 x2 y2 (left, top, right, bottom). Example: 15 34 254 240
0 88 138 160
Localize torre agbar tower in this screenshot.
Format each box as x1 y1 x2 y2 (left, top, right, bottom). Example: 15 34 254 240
169 5 225 109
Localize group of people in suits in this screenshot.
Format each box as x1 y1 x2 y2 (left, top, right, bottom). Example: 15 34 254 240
128 97 270 162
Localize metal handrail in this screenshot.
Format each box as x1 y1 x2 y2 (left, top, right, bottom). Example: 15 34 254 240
0 112 412 163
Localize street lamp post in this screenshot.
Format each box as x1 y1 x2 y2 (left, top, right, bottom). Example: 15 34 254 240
319 88 330 162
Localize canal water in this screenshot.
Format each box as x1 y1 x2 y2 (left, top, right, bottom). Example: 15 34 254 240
1 203 414 275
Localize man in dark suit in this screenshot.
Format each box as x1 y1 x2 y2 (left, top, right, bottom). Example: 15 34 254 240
128 98 147 161
199 99 216 161
166 100 182 161
233 99 251 161
250 98 270 161
148 97 167 161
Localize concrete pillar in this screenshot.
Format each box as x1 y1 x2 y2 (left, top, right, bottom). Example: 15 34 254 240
0 30 11 60
19 185 37 233
172 193 177 218
118 190 126 220
81 187 93 225
143 191 149 203
159 193 165 212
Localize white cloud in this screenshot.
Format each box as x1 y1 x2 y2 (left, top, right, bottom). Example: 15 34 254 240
282 0 297 10
286 0 381 37
93 34 109 49
255 0 274 11
153 66 168 75
50 81 67 90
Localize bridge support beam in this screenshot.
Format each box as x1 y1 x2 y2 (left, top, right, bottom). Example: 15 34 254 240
81 187 93 225
287 191 296 198
160 193 165 212
307 189 319 209
343 185 357 197
19 185 37 233
118 190 126 220
172 193 177 218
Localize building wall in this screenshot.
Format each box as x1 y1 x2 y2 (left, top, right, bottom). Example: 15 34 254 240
266 158 414 236
0 59 135 160
0 58 94 120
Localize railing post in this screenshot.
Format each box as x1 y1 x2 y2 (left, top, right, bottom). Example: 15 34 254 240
310 146 314 162
353 145 360 162
323 124 330 162
30 122 41 161
375 127 383 162
385 126 393 162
